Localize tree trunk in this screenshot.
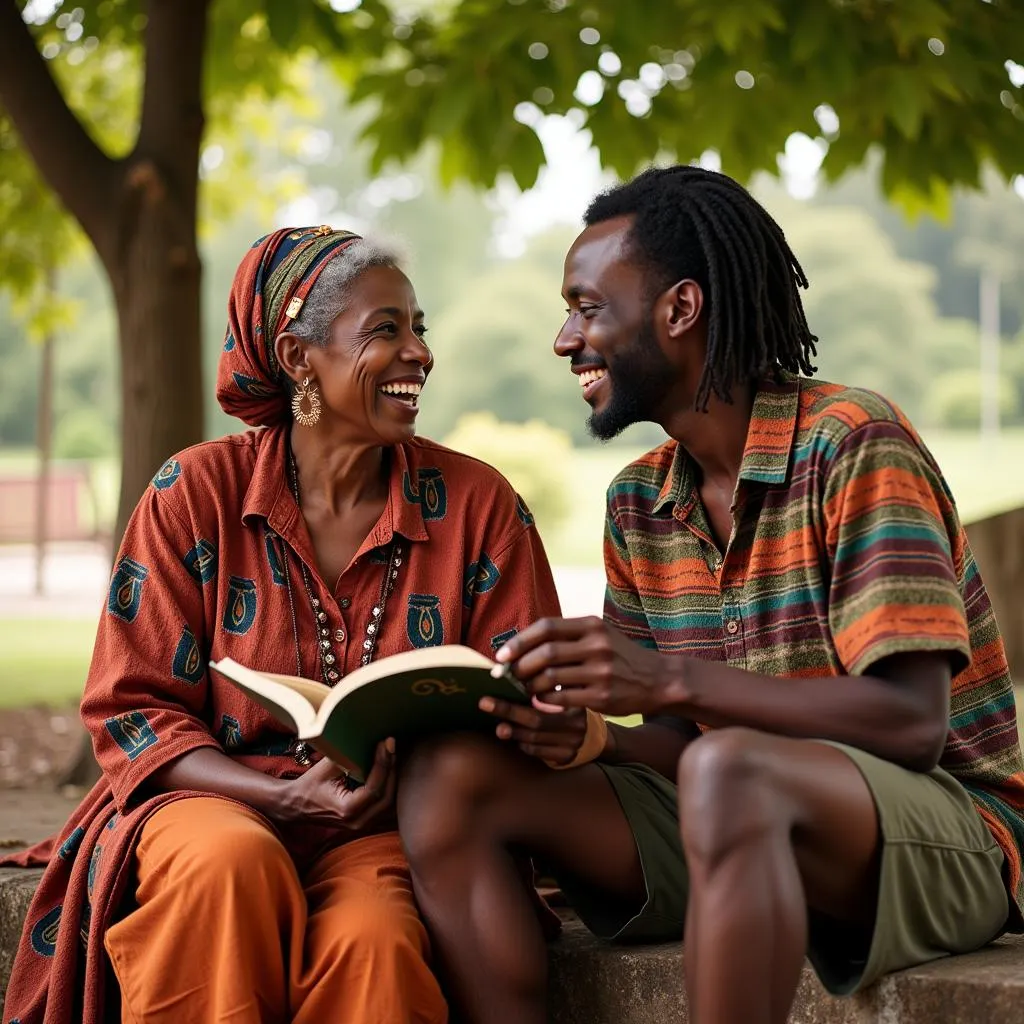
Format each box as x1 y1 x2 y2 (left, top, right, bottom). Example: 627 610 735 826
57 190 204 790
0 0 211 547
0 0 214 786
108 164 205 544
34 269 56 597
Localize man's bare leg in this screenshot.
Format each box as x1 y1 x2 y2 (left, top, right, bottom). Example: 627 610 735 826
397 733 646 1024
676 728 880 1024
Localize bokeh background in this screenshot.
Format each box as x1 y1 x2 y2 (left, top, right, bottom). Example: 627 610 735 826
1 0 1022 799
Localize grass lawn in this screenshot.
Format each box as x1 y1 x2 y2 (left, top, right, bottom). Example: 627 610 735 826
922 429 1024 524
0 618 94 708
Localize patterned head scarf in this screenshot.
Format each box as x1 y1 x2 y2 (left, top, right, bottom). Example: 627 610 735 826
216 225 362 426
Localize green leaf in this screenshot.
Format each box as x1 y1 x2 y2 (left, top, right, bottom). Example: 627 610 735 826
499 122 545 191
788 7 832 65
425 76 474 138
887 176 953 222
309 4 349 51
888 72 926 140
712 7 751 54
265 0 300 49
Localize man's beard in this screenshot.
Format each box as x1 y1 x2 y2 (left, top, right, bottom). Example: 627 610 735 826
587 316 675 441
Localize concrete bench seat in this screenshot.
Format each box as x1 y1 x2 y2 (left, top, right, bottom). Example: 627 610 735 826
4 867 1024 1022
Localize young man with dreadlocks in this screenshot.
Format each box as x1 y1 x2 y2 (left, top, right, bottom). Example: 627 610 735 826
396 166 1024 1024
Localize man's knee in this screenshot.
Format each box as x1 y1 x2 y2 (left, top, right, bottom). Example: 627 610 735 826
398 733 515 858
400 733 509 813
677 728 783 863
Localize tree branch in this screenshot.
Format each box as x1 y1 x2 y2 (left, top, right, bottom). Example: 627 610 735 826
0 0 116 248
137 0 211 183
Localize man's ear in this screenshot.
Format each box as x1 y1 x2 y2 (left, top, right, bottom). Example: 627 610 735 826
664 279 704 339
274 331 312 385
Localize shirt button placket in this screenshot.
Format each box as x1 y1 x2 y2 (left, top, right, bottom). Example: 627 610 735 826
335 601 350 668
721 585 745 665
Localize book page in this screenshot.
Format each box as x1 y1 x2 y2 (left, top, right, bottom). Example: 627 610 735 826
260 671 332 710
209 658 321 733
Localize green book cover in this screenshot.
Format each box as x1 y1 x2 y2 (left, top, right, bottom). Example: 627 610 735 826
210 646 529 782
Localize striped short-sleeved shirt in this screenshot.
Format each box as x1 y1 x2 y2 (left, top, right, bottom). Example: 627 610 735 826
604 373 1024 924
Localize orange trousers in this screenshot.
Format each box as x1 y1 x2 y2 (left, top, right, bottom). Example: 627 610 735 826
104 797 448 1024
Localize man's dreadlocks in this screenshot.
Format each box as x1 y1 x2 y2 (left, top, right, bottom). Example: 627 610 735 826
584 165 818 410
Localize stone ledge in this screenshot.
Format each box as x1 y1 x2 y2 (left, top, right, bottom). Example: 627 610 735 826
0 868 44 1009
4 867 1024 1022
548 915 1024 1023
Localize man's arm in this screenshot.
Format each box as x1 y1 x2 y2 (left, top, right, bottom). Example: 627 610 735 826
652 649 950 771
499 419 968 774
602 715 703 780
501 618 950 772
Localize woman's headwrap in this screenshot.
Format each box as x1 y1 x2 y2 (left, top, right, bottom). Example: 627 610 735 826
216 226 362 426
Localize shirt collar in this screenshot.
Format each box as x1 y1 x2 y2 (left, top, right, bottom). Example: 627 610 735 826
651 372 802 515
736 371 801 485
242 425 293 528
242 427 429 545
653 444 694 515
375 441 429 545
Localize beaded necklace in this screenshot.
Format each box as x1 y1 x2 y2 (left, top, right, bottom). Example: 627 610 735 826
282 447 403 765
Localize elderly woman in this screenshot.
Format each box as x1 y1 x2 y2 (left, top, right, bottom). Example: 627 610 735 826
2 226 567 1024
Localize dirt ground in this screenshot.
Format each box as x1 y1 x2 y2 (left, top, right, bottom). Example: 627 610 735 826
0 704 85 850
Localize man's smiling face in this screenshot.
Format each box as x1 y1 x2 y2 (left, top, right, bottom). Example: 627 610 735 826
554 215 675 441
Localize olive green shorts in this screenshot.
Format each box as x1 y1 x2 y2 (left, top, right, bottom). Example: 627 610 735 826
554 746 1010 995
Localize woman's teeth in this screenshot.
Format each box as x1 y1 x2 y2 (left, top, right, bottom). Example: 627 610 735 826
378 382 421 406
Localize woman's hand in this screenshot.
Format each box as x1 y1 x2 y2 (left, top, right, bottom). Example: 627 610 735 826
496 616 669 719
478 695 589 765
281 738 396 830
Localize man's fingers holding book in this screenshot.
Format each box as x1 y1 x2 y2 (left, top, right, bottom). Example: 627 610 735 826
478 696 587 763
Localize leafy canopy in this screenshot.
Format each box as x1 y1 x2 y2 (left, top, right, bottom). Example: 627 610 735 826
3 0 1022 311
354 0 1024 213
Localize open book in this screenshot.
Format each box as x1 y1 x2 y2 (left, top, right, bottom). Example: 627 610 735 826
209 645 529 782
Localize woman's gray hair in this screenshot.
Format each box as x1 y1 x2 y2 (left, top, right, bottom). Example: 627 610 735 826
288 236 408 347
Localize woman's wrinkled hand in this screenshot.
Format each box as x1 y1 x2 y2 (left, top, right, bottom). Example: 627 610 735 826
281 738 396 830
478 694 589 765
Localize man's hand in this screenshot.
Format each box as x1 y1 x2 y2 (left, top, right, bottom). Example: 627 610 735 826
281 738 396 830
478 694 589 765
495 616 669 719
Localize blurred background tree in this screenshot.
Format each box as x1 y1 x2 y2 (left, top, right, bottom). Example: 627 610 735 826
1 0 1021 543
441 412 573 538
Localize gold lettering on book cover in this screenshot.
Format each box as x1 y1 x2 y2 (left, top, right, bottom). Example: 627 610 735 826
411 678 467 697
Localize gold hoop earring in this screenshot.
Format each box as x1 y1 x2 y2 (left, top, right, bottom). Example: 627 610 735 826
292 377 322 427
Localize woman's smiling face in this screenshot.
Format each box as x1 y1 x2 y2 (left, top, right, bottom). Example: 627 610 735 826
300 264 433 446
